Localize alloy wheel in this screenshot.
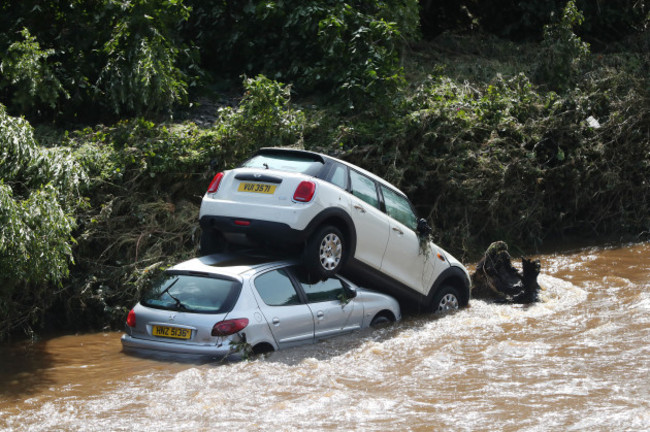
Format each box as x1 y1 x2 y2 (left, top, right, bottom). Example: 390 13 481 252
318 233 342 271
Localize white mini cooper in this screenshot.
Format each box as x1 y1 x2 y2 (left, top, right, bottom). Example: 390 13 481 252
199 148 470 312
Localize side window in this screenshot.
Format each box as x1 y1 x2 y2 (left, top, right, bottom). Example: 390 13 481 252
328 164 347 190
254 269 302 306
349 170 380 209
297 275 345 303
381 186 418 230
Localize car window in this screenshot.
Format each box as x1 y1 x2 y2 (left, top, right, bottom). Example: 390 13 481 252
381 186 418 230
254 269 302 306
294 271 346 303
242 153 323 176
328 164 347 190
349 170 380 209
141 273 241 314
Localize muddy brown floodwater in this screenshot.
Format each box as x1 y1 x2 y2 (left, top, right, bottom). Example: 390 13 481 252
1 242 649 431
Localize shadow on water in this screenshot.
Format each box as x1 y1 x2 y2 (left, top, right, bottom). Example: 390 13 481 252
0 331 137 405
0 337 57 400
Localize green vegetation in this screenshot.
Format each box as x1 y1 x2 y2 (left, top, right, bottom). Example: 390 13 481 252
1 0 648 340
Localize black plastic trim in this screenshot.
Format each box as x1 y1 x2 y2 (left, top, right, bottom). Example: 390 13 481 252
234 173 283 183
342 259 470 309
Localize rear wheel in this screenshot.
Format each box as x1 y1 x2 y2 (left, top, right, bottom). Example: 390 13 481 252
303 225 345 279
252 342 274 355
430 285 461 314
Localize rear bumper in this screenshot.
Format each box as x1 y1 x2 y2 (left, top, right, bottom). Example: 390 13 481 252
121 333 234 358
199 215 307 247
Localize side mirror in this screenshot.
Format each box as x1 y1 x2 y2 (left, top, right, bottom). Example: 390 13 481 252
342 281 357 299
417 218 432 237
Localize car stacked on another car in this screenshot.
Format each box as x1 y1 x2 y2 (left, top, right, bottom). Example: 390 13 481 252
121 254 401 358
199 147 471 313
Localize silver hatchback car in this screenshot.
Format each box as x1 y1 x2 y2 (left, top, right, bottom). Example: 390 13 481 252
121 254 401 359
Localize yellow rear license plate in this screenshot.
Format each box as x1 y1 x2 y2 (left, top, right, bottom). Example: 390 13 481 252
238 182 276 194
152 325 191 339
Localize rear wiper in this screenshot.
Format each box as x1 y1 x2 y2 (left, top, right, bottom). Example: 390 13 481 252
160 279 188 311
167 292 189 311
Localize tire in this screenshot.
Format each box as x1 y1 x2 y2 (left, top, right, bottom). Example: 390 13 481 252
370 313 393 328
430 285 461 314
199 228 225 255
303 225 345 279
252 343 274 355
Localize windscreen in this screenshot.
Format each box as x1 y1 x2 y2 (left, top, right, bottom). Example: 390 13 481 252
242 152 323 176
141 273 241 314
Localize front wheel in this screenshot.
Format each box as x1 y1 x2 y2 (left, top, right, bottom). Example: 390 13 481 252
430 285 461 314
370 313 394 328
303 225 345 279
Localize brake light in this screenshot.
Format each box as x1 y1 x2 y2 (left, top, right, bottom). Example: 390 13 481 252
293 181 316 202
207 172 224 193
126 309 136 327
211 318 249 336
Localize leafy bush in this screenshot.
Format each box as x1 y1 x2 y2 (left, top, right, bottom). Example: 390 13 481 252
216 75 305 150
0 104 84 339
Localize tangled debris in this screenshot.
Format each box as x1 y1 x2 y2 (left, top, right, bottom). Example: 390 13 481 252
471 241 541 304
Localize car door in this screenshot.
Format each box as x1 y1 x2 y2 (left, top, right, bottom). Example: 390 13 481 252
379 185 436 295
292 268 363 339
252 268 315 349
347 169 390 269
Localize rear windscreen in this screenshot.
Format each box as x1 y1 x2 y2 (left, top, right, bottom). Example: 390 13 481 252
242 153 323 176
141 273 241 314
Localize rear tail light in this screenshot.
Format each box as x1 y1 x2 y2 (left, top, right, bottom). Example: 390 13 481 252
207 172 224 193
293 181 316 202
211 318 249 336
126 309 136 327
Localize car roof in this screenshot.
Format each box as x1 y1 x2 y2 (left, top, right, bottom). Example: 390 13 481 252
168 253 297 278
257 147 409 199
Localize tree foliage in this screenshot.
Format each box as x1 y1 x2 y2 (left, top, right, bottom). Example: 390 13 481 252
0 104 84 338
0 28 68 113
184 0 418 110
0 0 195 119
535 0 591 91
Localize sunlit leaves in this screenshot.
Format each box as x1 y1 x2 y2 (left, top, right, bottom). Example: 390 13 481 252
0 104 84 338
0 28 68 113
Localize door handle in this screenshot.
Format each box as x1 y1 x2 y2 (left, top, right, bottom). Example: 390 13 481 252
392 226 403 234
316 311 324 319
272 317 280 325
353 204 366 213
